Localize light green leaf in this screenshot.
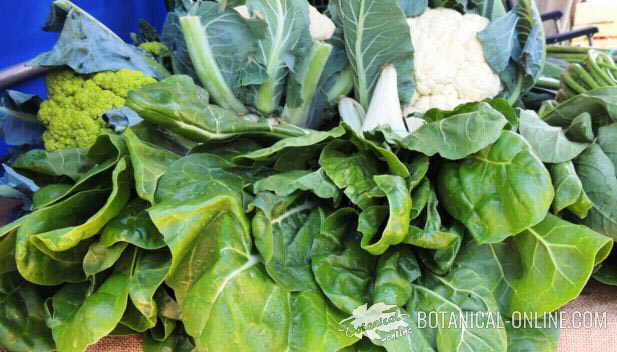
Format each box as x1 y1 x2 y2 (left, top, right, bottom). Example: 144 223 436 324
336 0 414 108
373 247 420 307
550 161 591 218
439 131 554 243
99 199 166 250
124 127 180 203
12 148 94 182
505 318 560 352
253 169 340 199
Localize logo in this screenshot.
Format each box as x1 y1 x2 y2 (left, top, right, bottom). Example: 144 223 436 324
339 303 412 342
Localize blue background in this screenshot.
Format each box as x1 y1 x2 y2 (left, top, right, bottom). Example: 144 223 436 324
0 0 168 158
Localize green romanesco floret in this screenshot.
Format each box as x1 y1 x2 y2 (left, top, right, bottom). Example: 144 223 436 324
138 41 170 58
39 69 156 151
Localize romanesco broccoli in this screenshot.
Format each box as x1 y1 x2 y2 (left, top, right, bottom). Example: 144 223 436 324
139 42 170 58
39 69 156 151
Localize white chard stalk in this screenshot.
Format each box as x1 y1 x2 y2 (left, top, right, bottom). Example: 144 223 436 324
363 64 406 133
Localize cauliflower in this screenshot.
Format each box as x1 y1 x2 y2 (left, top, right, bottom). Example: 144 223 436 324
234 4 335 41
406 8 502 113
39 69 156 151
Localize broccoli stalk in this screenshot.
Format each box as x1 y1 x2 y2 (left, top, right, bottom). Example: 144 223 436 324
179 16 248 115
282 41 333 127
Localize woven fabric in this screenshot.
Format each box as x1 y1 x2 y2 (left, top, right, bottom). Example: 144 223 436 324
86 335 143 352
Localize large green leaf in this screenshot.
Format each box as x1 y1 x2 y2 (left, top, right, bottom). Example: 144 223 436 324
399 103 507 160
128 249 172 328
0 236 16 275
518 109 588 163
12 148 94 182
543 87 617 128
251 192 321 291
320 140 382 209
289 290 359 351
30 158 131 252
126 75 307 142
149 193 291 351
312 208 376 314
505 319 560 352
409 268 508 352
549 161 591 218
0 272 54 352
336 0 414 108
245 0 311 114
373 247 420 307
124 127 180 203
15 189 108 285
438 131 553 243
253 169 340 200
82 241 128 277
457 215 612 316
358 175 411 255
99 199 166 250
47 262 131 352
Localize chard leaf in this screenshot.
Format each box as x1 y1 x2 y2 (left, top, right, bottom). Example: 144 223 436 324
47 262 131 352
550 161 591 218
0 90 44 147
253 169 340 199
12 148 94 182
245 0 311 114
128 249 172 327
126 75 307 142
251 193 320 291
399 103 507 160
373 247 420 307
124 128 180 204
408 269 508 352
418 223 464 276
149 193 291 351
320 140 382 209
457 214 612 316
543 87 617 128
336 0 414 108
234 126 345 165
0 272 54 352
15 189 108 285
438 131 553 244
82 242 128 277
33 0 167 78
0 236 16 275
518 109 588 163
29 158 131 253
312 208 376 314
505 318 560 352
289 290 359 351
358 175 411 255
99 200 166 250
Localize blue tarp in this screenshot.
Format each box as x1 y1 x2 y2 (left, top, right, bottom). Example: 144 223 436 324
0 0 168 158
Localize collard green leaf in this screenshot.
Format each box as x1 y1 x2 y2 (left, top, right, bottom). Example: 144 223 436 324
12 148 94 182
15 189 108 285
312 208 376 314
47 263 131 352
400 103 507 160
0 272 54 352
126 75 307 141
409 268 508 352
124 127 180 203
518 109 588 163
320 140 382 209
33 0 166 78
0 90 44 147
251 192 320 291
478 0 545 101
245 0 311 114
253 169 340 199
336 0 414 108
149 193 291 351
438 131 554 244
30 158 131 253
373 247 420 307
550 161 591 218
289 290 359 351
358 175 411 255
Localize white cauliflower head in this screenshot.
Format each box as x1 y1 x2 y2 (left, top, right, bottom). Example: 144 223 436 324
406 8 502 113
